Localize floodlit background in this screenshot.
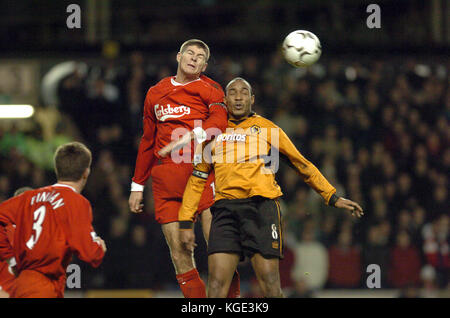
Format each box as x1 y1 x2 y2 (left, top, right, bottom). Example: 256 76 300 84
0 0 448 298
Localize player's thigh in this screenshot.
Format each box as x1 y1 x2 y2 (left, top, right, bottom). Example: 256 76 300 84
200 208 212 243
208 252 240 296
161 222 185 252
208 253 240 279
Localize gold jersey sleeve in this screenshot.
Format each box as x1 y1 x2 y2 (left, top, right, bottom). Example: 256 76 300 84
178 145 213 223
276 125 337 204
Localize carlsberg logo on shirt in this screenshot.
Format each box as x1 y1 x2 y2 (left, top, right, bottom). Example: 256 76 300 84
154 104 191 121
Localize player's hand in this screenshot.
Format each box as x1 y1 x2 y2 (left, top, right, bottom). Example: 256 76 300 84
335 197 364 218
180 228 197 252
158 131 194 158
129 191 144 213
95 237 107 253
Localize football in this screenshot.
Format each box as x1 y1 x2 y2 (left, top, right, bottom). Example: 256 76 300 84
282 30 322 67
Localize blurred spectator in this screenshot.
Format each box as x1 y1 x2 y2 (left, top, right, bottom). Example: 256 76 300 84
279 239 296 292
327 229 362 288
419 265 439 298
422 215 449 288
103 217 129 289
292 227 328 290
362 225 390 288
126 225 154 288
388 231 421 288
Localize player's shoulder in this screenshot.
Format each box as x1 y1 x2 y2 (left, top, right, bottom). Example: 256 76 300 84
198 75 224 93
49 184 90 206
147 76 173 94
248 113 278 129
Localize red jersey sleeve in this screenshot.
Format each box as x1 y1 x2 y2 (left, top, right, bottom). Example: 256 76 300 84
64 199 104 268
0 197 19 262
132 89 158 186
201 79 228 140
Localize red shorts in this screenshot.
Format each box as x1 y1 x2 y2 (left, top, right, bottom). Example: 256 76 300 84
151 162 215 224
13 270 64 298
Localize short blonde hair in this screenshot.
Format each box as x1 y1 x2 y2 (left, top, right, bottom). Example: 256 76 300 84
179 39 210 61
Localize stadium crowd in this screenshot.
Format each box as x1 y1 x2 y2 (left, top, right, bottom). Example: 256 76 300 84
0 50 448 297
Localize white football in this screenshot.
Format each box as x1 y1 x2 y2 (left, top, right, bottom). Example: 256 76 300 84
282 30 322 67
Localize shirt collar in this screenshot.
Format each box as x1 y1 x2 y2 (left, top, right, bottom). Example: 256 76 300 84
171 76 201 86
53 183 77 192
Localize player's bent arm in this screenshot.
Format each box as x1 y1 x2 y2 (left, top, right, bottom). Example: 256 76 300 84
178 165 212 229
66 202 105 267
159 103 228 158
0 228 14 262
276 127 337 205
202 81 228 141
202 103 228 141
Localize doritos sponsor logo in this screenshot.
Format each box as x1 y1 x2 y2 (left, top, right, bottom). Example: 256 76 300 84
154 104 191 121
216 133 247 143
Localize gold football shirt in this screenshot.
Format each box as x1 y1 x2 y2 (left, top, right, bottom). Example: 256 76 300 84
179 113 337 222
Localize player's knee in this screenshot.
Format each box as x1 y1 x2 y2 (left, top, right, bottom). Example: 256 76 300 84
208 274 228 297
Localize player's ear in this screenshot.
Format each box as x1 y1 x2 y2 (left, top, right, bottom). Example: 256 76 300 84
176 52 182 63
251 94 255 105
83 167 91 180
201 62 208 73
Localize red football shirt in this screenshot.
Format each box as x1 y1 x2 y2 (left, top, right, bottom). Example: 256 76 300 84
0 184 105 290
132 74 228 186
0 225 15 295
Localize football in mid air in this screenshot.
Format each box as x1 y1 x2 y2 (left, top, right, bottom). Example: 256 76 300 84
282 30 322 67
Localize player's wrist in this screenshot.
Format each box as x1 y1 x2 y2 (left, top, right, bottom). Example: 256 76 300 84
130 181 144 192
192 127 207 144
179 221 194 229
328 194 340 207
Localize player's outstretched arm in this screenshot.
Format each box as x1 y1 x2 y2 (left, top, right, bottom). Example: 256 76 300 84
275 126 337 203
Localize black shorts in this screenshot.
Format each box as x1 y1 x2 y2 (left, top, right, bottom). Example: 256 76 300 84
208 196 283 260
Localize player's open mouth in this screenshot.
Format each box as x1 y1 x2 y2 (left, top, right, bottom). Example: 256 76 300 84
234 104 244 110
187 64 196 69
